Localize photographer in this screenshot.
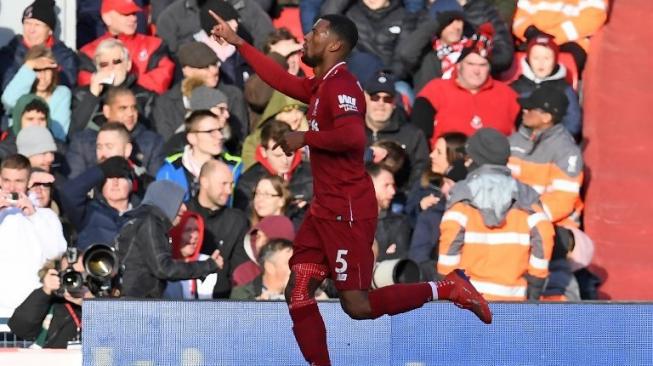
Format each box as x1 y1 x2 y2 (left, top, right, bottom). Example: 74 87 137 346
8 251 91 349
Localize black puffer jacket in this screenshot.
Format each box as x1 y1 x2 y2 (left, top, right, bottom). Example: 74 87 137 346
116 204 218 298
375 210 412 262
345 0 413 78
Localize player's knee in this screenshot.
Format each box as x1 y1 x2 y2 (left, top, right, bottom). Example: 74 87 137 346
287 263 328 308
340 297 372 320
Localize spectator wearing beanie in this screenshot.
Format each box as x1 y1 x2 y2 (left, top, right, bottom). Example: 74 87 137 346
437 127 555 301
152 41 248 142
510 35 582 141
508 85 584 230
0 0 78 89
59 156 139 251
77 0 175 95
411 23 520 145
16 126 57 174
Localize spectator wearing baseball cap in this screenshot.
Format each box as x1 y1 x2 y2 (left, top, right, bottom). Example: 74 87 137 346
362 71 429 201
438 127 555 301
511 35 582 141
411 23 520 145
508 84 584 230
76 0 175 95
0 0 78 90
152 41 248 144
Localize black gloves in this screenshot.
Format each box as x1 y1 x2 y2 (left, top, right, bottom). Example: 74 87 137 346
99 156 132 179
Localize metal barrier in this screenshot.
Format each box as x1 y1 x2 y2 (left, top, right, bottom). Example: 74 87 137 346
82 300 653 366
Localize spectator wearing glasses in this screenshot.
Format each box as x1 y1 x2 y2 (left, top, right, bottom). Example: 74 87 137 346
67 87 164 180
77 0 175 95
70 38 156 134
156 110 243 202
363 72 429 200
249 175 291 227
234 121 313 220
2 45 71 141
0 0 78 90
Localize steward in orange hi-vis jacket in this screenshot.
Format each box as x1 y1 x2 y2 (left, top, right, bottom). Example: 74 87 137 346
508 85 583 229
437 165 555 301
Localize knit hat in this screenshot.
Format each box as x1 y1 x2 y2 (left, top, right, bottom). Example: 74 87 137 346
466 128 510 166
435 10 465 37
17 126 57 157
190 86 228 111
458 22 494 62
363 71 396 97
101 0 142 15
428 0 463 19
141 180 185 223
22 0 57 31
526 35 559 63
199 0 240 35
252 215 295 241
518 84 569 122
177 41 219 69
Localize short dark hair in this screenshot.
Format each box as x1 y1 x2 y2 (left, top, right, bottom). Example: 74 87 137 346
319 14 358 53
1 154 31 172
105 86 135 107
365 162 391 179
99 122 131 143
257 238 293 267
185 110 218 132
260 120 291 149
22 98 49 120
263 28 299 54
370 140 406 174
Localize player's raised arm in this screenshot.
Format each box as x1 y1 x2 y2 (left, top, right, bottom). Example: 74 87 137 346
208 10 311 103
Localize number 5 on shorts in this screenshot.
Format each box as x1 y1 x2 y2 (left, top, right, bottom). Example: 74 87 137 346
335 249 348 281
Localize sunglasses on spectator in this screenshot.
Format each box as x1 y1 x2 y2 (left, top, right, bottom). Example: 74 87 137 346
33 66 57 72
369 94 394 104
98 58 123 68
255 191 281 198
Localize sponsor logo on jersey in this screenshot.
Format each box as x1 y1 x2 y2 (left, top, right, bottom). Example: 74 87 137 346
337 94 358 112
309 119 319 131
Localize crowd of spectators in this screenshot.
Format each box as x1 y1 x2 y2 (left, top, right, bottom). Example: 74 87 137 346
0 0 607 348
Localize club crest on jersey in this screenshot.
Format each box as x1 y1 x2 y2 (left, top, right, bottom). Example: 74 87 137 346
337 94 358 112
309 119 319 131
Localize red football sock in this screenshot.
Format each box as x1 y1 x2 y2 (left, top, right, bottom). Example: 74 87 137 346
288 302 331 366
368 282 434 319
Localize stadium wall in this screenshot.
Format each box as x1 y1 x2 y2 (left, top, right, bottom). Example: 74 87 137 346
83 300 653 366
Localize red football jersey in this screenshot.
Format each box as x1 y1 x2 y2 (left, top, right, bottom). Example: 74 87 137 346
239 43 378 221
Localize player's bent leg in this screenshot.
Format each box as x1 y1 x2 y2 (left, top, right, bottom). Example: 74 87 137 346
338 290 374 320
285 263 331 366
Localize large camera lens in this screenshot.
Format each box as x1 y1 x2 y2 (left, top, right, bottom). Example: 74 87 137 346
60 269 85 296
84 245 118 279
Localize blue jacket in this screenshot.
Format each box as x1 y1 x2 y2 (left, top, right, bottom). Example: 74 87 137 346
1 65 71 140
408 199 446 281
0 35 78 89
59 166 139 251
66 122 165 179
156 151 243 203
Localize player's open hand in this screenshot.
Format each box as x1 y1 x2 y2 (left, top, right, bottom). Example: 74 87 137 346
208 10 243 46
273 131 306 156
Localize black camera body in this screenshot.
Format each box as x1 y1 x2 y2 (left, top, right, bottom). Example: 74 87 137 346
4 192 19 205
55 245 122 298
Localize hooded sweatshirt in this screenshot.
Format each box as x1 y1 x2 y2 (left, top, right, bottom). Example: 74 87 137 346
437 164 555 300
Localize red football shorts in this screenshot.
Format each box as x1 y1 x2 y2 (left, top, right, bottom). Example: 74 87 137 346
290 212 377 291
